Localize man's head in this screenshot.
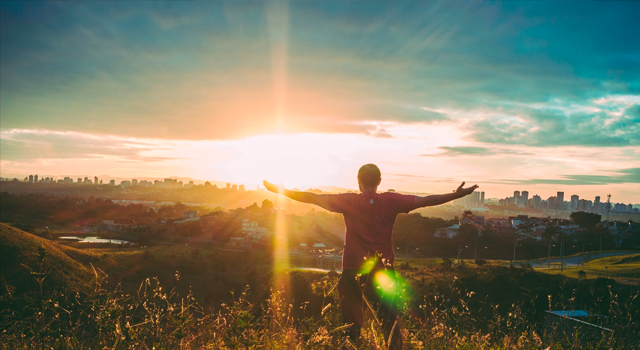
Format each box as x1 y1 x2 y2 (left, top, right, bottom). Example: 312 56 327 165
357 164 381 192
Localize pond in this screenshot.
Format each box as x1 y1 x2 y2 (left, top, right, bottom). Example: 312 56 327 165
59 236 134 245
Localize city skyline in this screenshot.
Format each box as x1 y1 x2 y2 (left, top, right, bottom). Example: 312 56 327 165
5 172 639 209
1 2 639 203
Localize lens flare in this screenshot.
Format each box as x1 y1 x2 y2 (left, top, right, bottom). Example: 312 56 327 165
359 256 378 275
373 270 411 306
267 0 291 293
272 196 290 292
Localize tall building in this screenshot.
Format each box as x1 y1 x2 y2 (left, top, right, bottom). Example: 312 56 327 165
94 176 98 185
557 192 564 210
521 191 529 207
570 195 579 211
29 175 33 183
594 196 601 211
34 174 38 183
109 179 115 186
480 191 485 207
532 195 541 209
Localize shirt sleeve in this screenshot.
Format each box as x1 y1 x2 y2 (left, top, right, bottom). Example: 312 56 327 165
319 193 354 214
389 193 417 213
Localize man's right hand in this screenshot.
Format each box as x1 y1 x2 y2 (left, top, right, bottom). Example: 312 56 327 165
454 182 479 197
263 180 284 194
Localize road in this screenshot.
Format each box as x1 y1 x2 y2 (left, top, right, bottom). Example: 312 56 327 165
530 251 639 268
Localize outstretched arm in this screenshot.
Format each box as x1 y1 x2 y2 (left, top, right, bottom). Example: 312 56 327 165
263 181 330 208
413 182 479 209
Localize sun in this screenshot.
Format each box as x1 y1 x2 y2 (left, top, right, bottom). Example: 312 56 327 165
222 133 352 190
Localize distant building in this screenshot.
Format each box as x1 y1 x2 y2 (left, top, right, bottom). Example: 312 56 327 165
557 192 564 210
183 211 197 219
521 191 529 208
241 219 271 241
230 237 250 248
435 225 459 239
109 179 116 186
571 195 579 211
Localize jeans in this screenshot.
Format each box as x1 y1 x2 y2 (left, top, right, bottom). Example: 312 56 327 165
338 267 403 349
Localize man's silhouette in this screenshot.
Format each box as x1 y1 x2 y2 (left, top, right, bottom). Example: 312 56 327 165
264 164 478 349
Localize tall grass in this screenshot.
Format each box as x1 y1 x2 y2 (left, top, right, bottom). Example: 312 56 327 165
1 249 638 349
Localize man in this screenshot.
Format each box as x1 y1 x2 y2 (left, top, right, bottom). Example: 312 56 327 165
263 164 478 348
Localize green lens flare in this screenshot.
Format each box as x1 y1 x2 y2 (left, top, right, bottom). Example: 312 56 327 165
373 270 411 305
359 256 378 275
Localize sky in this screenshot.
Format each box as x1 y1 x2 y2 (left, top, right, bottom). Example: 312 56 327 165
1 1 639 203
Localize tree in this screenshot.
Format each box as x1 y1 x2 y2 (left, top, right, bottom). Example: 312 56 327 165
577 270 586 279
570 211 601 230
458 223 478 241
593 223 613 252
543 226 559 241
462 211 474 220
393 213 430 251
481 224 494 236
261 199 274 213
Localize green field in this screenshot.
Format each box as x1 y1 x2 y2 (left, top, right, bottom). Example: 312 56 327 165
535 253 640 284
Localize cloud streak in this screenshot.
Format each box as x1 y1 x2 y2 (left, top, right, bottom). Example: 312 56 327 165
0 129 184 162
489 168 640 186
422 146 533 157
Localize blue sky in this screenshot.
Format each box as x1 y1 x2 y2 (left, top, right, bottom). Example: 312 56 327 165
1 1 639 201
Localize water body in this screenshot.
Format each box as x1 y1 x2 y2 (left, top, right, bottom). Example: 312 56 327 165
59 236 133 245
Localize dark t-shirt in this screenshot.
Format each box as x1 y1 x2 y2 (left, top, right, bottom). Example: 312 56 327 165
319 192 416 270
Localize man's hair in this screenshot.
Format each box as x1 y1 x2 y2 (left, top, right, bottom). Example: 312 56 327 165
357 164 381 188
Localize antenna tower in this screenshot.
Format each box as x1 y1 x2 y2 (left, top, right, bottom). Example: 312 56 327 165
606 194 611 222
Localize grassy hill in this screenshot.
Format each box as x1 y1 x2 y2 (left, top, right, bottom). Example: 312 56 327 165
1 223 639 348
0 223 96 295
538 253 640 283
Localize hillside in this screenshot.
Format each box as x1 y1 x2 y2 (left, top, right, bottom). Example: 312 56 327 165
0 223 95 295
